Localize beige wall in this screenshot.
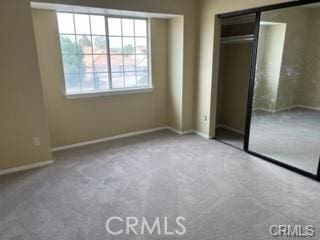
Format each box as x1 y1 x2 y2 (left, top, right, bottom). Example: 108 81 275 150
0 0 52 170
32 10 169 147
168 17 184 131
195 0 289 137
0 0 197 171
33 0 197 132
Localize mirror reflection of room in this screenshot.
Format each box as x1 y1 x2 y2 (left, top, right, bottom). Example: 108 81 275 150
215 14 256 149
249 4 320 174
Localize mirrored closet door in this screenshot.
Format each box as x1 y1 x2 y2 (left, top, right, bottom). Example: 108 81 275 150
248 4 320 175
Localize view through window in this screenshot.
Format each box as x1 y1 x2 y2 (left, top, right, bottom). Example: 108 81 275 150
57 13 150 94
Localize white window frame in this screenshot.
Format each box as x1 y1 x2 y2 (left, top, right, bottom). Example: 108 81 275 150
57 12 153 99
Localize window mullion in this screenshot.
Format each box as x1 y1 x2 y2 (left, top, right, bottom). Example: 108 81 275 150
146 19 150 86
105 16 113 90
89 15 97 91
72 13 82 91
133 20 138 87
121 18 126 88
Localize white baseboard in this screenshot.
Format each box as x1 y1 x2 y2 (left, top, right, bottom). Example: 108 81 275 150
216 124 244 135
168 127 210 139
193 131 210 139
166 127 194 135
0 160 54 177
51 127 168 152
252 105 297 113
253 105 320 113
0 127 210 176
51 126 210 152
297 105 320 112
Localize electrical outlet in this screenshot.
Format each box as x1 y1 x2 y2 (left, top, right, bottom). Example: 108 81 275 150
33 137 41 146
202 115 208 121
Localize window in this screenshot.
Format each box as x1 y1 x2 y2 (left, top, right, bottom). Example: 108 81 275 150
57 13 150 95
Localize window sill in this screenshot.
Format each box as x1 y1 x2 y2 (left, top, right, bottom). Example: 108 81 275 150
65 87 153 99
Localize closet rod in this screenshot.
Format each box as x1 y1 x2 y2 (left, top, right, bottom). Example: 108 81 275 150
221 34 254 44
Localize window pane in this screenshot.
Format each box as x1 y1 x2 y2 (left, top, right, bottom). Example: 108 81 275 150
76 35 92 54
123 37 135 54
90 15 105 35
57 13 75 34
135 19 147 36
123 55 136 71
136 55 148 71
80 73 95 91
60 35 77 54
65 74 80 92
108 18 121 36
78 55 94 73
135 38 147 54
110 55 124 72
74 14 91 34
93 55 109 72
109 37 123 54
136 72 149 86
59 14 150 94
112 72 124 88
122 19 134 36
124 72 136 88
92 36 107 54
62 54 79 74
95 72 109 90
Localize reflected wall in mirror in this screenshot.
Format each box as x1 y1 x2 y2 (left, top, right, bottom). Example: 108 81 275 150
249 4 320 174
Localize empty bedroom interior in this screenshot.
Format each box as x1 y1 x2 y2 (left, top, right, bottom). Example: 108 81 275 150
1 0 320 239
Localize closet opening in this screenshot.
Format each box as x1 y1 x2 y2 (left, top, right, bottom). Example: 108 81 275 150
215 13 257 150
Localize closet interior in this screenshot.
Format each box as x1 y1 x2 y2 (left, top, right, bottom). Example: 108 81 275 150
215 14 256 149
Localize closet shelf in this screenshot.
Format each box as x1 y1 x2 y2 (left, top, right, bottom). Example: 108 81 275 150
221 34 254 44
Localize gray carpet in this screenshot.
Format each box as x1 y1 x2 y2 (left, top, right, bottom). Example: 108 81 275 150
1 130 320 240
250 108 320 174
